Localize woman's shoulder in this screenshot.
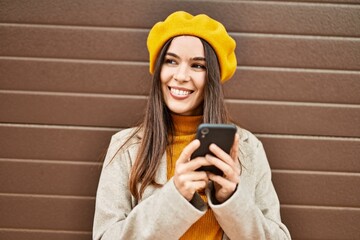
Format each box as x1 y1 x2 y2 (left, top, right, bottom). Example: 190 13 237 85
235 126 275 180
110 127 142 149
112 127 140 140
236 126 261 148
102 127 142 167
235 126 265 163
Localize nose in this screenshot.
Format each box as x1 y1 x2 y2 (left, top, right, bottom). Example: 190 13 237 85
174 64 190 82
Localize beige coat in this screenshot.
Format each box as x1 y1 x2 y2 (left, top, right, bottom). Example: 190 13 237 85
93 127 291 240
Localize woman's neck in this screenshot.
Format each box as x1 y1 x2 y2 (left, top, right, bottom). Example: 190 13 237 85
171 114 203 136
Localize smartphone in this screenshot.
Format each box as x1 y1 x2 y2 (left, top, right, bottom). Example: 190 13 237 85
191 123 237 175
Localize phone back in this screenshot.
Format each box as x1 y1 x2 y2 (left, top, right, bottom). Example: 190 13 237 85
191 124 237 174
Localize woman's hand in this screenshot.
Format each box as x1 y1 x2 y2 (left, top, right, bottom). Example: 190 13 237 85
206 134 240 203
173 139 211 201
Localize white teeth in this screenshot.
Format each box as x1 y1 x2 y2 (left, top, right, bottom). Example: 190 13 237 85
170 88 191 96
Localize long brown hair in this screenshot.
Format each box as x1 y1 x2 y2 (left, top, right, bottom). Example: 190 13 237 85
128 38 231 201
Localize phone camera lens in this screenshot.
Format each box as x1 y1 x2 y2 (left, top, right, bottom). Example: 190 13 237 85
201 128 209 135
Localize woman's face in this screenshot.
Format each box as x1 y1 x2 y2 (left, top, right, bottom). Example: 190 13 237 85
160 36 206 116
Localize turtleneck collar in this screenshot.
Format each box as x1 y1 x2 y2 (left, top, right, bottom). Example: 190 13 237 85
171 114 203 136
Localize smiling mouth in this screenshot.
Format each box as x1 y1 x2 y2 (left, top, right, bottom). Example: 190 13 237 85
169 87 193 96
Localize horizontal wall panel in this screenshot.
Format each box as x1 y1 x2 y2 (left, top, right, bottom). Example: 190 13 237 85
0 125 114 162
0 25 147 62
1 58 360 104
0 58 152 96
228 101 360 137
1 126 358 173
225 68 360 104
1 92 359 137
259 136 360 173
273 171 360 208
1 0 359 36
0 194 359 239
282 206 360 239
1 26 360 70
236 35 360 70
278 0 360 3
0 195 94 231
0 160 101 197
0 92 147 128
1 159 358 208
0 229 91 240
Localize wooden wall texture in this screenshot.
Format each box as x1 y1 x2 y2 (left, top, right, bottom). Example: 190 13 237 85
1 0 360 239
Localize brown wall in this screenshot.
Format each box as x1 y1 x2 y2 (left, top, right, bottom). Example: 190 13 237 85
1 0 360 239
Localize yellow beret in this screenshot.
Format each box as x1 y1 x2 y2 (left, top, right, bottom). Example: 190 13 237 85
147 11 237 83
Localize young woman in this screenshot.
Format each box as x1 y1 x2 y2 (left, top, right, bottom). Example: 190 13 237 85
93 11 291 240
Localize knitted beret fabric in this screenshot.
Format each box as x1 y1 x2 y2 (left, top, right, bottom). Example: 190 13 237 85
147 11 237 82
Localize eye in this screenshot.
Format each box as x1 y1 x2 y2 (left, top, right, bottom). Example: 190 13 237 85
164 58 177 65
192 63 206 70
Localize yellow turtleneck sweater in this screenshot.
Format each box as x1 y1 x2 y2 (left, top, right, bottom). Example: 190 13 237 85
166 114 223 240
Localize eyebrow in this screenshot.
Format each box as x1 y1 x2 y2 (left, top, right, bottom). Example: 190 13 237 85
166 52 206 61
